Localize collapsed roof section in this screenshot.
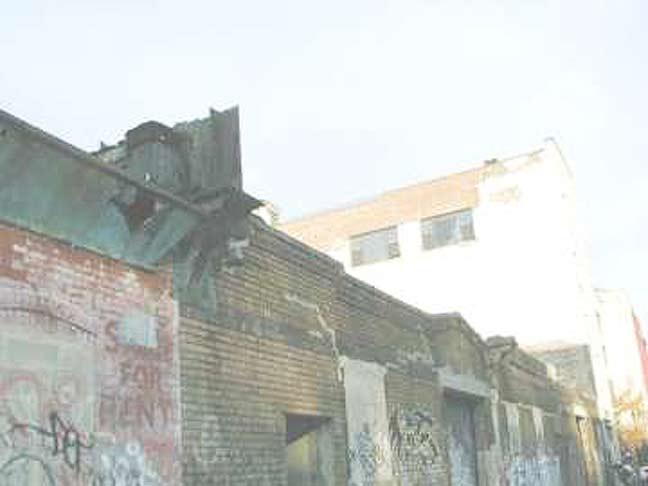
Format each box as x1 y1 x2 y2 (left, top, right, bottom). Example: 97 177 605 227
0 107 261 291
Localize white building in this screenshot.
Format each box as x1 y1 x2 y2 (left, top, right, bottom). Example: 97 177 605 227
281 139 622 420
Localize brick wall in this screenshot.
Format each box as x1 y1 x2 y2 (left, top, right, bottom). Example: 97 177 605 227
0 223 181 485
179 221 447 485
487 341 614 486
179 219 616 486
180 224 346 485
530 345 597 400
495 349 562 414
180 314 347 485
385 370 448 485
425 316 489 382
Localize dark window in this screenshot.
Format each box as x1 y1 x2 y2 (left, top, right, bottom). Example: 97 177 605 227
350 226 400 266
421 209 475 250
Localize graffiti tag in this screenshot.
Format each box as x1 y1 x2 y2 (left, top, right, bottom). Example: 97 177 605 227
10 411 94 473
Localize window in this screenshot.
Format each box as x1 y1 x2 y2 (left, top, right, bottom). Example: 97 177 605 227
421 209 475 250
350 226 400 266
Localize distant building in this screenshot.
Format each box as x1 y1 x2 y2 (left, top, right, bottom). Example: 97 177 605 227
281 139 622 421
596 289 648 404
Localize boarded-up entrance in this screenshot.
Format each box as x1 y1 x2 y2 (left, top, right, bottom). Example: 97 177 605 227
444 395 478 486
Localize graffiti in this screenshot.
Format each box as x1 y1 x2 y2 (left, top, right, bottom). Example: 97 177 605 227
346 408 441 486
0 277 95 339
120 363 162 391
389 406 440 467
505 455 561 486
0 326 97 486
0 410 93 486
90 441 162 486
0 329 173 485
10 411 94 473
99 394 173 431
2 417 163 486
0 336 96 431
97 358 173 430
101 319 175 432
0 267 179 485
0 453 56 486
348 425 390 482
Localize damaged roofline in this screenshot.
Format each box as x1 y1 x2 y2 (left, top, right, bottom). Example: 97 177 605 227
0 108 213 219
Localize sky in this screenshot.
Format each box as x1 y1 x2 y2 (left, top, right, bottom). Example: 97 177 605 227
2 0 646 329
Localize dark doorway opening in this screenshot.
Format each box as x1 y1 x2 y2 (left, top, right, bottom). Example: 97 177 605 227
285 413 333 486
443 393 479 486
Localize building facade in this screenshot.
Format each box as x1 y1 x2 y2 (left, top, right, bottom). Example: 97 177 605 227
0 223 182 486
0 109 186 485
179 216 615 486
0 109 619 485
281 140 620 422
596 289 648 404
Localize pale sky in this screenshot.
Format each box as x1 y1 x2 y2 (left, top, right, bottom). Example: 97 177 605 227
2 0 646 330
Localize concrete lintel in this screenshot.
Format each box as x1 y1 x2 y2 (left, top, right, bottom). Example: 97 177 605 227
438 368 491 398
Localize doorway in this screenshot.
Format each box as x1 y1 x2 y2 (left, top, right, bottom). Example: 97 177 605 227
285 413 334 486
443 395 479 486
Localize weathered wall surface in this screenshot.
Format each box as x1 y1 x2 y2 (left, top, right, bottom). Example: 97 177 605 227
530 345 597 400
179 222 448 486
344 358 394 485
385 371 447 486
489 341 614 486
180 313 347 485
179 219 619 486
1 107 623 486
0 223 181 485
495 348 566 486
180 226 348 485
